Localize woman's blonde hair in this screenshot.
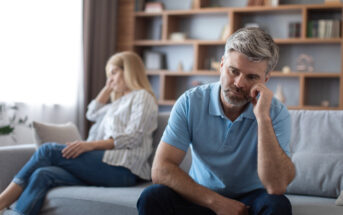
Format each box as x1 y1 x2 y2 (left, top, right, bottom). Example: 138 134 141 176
105 51 156 102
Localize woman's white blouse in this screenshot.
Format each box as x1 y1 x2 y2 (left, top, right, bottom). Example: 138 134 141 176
86 89 158 180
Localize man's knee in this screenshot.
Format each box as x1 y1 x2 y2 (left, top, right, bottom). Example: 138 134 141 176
260 193 292 215
137 184 173 206
137 184 175 214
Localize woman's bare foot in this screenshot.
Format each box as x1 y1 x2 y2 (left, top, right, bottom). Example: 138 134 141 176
0 182 23 210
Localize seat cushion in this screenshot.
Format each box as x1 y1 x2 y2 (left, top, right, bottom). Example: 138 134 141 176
39 186 343 215
40 182 152 215
287 194 343 215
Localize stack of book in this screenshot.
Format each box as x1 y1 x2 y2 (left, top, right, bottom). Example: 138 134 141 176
307 19 341 38
289 22 301 38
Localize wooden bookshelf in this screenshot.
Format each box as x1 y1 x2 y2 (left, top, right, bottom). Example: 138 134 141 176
120 0 343 110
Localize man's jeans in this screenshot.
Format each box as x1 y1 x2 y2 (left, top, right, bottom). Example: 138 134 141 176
137 184 292 215
10 143 139 215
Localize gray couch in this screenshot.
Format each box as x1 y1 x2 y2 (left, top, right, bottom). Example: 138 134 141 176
1 111 343 215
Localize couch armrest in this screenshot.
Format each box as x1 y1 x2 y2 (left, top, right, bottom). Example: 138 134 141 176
0 144 36 192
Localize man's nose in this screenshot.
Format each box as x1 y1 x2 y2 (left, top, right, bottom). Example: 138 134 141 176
234 74 246 88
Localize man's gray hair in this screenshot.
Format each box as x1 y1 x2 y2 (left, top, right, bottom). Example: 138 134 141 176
224 27 279 75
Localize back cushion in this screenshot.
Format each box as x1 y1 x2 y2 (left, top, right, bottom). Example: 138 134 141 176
287 110 343 197
289 110 343 153
149 112 192 172
148 112 169 166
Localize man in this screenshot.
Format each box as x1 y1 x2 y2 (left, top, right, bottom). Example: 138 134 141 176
137 27 296 215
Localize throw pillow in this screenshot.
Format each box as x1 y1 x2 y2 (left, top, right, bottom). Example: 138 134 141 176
286 152 343 198
336 190 343 206
32 121 82 146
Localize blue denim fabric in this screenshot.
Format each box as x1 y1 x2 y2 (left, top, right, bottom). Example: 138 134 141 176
12 143 139 215
137 184 292 215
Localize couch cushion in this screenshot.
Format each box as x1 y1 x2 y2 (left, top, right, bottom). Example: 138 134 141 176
287 110 343 198
287 152 343 198
287 194 343 215
32 121 82 146
289 110 343 153
40 182 152 215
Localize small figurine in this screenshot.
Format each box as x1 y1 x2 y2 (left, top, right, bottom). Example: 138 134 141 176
296 54 314 73
210 59 220 71
177 62 184 73
321 100 330 107
282 66 291 74
274 84 286 103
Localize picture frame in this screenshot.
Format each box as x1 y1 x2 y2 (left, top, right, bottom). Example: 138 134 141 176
144 51 164 70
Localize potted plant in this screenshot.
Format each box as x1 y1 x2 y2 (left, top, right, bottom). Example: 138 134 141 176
0 103 31 146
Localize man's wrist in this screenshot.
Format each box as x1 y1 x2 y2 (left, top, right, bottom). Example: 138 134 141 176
206 192 225 212
256 114 271 124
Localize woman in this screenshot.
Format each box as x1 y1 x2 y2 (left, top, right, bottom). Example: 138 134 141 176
0 51 158 215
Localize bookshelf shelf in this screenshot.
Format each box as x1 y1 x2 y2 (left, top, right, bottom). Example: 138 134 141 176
126 1 343 110
135 38 342 46
271 72 341 77
275 38 342 44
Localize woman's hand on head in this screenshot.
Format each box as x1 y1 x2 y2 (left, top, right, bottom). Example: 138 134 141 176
104 76 116 92
61 141 94 159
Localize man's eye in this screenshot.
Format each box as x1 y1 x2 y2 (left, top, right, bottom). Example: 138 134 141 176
247 75 258 80
230 69 238 75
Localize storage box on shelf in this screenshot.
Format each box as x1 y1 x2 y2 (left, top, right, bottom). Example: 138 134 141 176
131 1 343 110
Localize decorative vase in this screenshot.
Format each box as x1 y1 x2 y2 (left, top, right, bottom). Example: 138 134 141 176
275 84 286 103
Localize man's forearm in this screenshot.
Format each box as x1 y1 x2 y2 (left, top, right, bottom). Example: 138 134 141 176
152 161 227 212
256 117 295 194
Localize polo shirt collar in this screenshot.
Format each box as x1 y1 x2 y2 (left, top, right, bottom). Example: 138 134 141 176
209 82 224 117
209 82 255 120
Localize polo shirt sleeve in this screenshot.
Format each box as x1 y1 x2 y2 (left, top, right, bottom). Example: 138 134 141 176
161 93 191 152
272 105 291 157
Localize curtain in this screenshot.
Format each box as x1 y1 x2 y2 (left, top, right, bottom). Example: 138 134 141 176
0 0 83 146
83 0 118 137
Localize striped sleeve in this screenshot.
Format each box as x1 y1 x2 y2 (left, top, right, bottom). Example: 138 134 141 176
110 90 158 149
85 100 108 122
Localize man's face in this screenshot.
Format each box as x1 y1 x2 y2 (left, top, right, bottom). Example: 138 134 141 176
219 51 269 107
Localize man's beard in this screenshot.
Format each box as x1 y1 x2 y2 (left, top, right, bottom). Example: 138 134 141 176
222 86 252 107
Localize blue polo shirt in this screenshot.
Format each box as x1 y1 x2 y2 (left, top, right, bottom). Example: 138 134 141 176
161 82 291 198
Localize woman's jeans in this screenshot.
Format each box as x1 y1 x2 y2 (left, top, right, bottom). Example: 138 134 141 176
11 143 139 215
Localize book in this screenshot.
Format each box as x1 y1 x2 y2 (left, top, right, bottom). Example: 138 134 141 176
333 20 341 38
144 2 164 13
326 20 333 38
307 21 313 38
255 0 264 6
247 0 256 6
247 0 265 6
318 20 326 38
312 20 318 38
289 22 301 38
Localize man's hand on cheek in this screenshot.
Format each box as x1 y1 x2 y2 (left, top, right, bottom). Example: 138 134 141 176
250 83 273 120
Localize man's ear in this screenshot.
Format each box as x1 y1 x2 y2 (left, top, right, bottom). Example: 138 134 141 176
265 73 270 82
219 56 224 72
